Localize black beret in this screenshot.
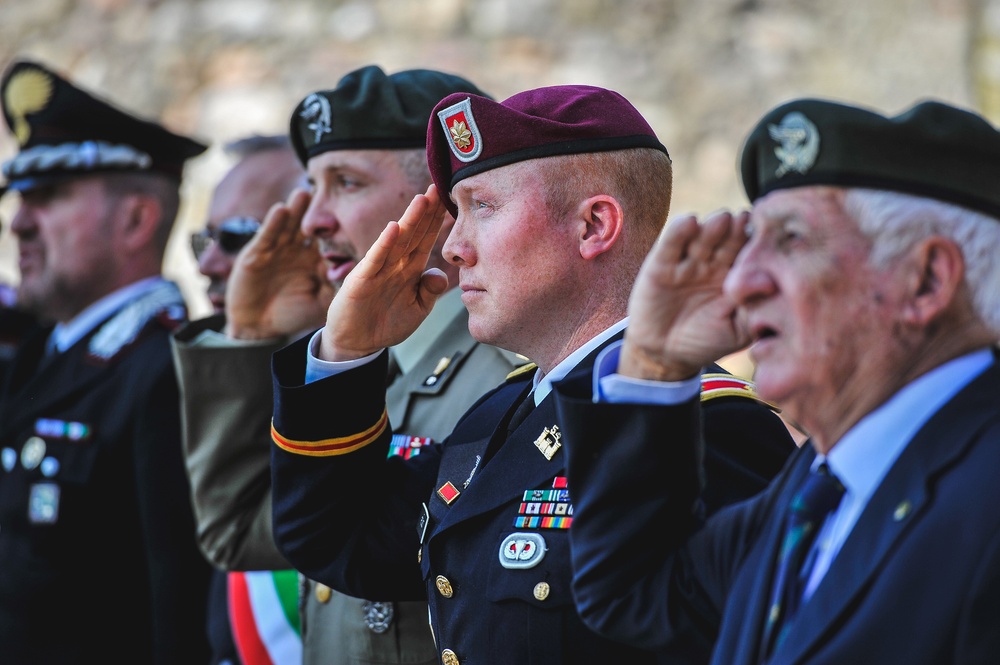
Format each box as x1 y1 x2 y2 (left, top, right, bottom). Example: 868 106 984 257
0 59 207 193
740 97 1000 218
289 65 490 167
427 85 669 218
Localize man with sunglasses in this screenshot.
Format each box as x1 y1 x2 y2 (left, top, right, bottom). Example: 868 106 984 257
174 133 305 665
189 135 304 314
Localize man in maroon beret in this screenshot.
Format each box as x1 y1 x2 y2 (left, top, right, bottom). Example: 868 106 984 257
269 85 798 664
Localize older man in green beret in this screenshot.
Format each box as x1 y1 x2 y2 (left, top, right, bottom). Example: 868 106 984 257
555 97 1000 664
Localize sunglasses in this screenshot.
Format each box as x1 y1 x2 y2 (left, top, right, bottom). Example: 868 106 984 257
190 216 261 260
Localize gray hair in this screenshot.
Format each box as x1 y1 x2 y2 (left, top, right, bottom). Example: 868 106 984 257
844 188 1000 334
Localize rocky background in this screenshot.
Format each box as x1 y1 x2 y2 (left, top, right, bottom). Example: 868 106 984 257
1 0 997 323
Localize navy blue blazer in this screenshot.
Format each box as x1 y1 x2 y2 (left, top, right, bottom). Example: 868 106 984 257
271 332 795 664
555 349 1000 665
0 307 213 664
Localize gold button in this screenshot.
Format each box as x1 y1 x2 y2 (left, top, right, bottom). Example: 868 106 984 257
314 583 332 603
417 547 422 564
893 500 912 522
435 575 453 598
533 581 550 601
441 648 459 665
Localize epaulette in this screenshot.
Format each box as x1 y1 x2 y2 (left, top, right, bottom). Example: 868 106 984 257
506 361 537 382
87 281 187 361
700 372 780 412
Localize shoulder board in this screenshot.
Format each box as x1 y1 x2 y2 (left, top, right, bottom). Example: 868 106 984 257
700 373 780 412
506 361 538 382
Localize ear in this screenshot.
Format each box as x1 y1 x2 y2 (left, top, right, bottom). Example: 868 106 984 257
116 193 163 252
578 195 624 260
902 236 965 326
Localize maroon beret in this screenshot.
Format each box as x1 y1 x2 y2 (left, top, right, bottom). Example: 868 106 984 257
427 85 668 217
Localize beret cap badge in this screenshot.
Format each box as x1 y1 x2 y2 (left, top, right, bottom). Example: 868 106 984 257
768 111 819 178
5 66 54 146
438 98 482 163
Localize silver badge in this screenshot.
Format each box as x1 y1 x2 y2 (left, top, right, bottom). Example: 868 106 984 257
499 532 547 569
300 93 332 143
29 482 60 524
40 457 60 478
768 111 820 177
362 601 394 633
21 436 46 470
1 447 15 472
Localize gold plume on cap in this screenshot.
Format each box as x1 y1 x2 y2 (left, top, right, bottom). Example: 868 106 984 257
5 67 54 146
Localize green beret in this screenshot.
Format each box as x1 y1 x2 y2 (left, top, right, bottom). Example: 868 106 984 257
740 98 1000 218
0 59 207 193
289 65 490 166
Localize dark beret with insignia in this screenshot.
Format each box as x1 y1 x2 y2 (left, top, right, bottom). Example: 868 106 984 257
289 65 490 167
0 59 208 194
740 97 1000 218
427 85 670 217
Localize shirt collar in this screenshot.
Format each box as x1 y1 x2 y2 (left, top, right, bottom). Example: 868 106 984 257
50 277 166 353
530 317 629 406
821 347 995 504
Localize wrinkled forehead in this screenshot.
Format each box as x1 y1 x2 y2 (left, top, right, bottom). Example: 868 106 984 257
748 186 854 231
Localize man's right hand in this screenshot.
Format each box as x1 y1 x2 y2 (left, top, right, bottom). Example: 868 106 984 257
619 210 752 382
224 189 335 341
318 185 449 362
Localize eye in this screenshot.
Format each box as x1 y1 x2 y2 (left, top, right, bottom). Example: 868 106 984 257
337 175 362 190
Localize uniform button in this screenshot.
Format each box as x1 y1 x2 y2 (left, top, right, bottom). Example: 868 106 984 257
533 581 550 601
435 575 453 598
441 648 459 665
314 583 332 603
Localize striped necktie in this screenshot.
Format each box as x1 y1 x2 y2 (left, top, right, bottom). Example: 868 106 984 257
761 462 844 659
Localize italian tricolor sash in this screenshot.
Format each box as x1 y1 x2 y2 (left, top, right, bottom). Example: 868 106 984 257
228 570 302 665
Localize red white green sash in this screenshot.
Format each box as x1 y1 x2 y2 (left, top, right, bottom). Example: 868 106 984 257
228 570 302 665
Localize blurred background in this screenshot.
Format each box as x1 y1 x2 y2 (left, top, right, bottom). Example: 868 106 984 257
1 0 997 332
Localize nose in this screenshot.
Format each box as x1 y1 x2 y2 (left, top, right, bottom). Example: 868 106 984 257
197 242 234 280
441 214 473 267
10 205 35 239
300 194 337 239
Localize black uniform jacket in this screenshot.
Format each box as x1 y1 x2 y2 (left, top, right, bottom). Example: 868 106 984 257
0 309 212 664
271 332 796 665
555 348 1000 665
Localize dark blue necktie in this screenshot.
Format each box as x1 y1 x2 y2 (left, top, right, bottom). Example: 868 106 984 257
761 462 845 659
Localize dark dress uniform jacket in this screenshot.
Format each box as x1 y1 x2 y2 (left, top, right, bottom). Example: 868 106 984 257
554 348 1000 665
0 299 213 664
271 331 796 665
173 304 522 665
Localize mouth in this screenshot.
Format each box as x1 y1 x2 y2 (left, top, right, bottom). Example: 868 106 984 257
322 253 357 285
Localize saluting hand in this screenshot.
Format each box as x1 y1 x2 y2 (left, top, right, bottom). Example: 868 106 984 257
620 209 752 382
224 188 335 341
318 184 449 362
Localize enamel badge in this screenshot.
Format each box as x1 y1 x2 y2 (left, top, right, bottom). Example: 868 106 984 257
437 98 482 163
768 111 820 177
498 532 547 569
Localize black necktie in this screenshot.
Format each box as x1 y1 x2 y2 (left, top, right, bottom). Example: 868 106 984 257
506 388 536 436
761 463 844 658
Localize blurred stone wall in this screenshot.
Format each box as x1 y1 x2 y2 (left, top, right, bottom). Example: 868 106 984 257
0 0 994 319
